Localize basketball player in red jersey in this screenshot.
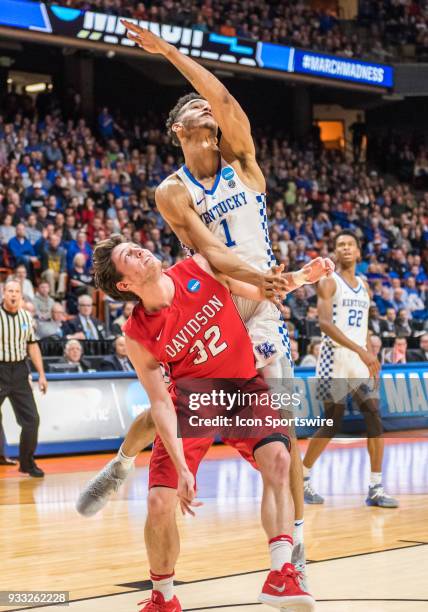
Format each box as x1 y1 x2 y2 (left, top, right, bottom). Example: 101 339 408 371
90 235 325 612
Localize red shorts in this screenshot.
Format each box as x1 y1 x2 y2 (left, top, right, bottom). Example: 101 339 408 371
149 433 291 490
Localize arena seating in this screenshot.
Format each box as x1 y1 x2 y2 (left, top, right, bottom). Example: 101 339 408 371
0 88 426 367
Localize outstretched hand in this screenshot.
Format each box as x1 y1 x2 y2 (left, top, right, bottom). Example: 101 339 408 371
121 20 171 55
301 257 335 284
262 264 290 304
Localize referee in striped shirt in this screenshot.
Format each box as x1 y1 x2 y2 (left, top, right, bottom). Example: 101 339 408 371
0 278 48 477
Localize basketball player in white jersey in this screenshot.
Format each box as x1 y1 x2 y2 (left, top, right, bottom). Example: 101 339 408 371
77 21 334 585
303 231 399 508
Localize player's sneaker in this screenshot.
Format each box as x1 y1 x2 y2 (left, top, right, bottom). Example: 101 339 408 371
138 591 182 612
76 457 133 517
291 542 308 592
258 562 315 611
365 484 399 508
304 477 324 504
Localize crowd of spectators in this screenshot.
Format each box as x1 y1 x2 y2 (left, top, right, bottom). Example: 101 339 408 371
0 88 427 367
359 0 428 59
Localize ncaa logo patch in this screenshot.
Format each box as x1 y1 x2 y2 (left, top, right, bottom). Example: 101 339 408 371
221 167 235 181
187 279 201 293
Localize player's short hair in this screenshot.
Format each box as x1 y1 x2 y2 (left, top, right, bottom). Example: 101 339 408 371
166 92 205 146
93 234 138 302
334 229 360 250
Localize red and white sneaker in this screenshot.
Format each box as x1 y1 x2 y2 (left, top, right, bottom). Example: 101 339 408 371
138 591 182 612
258 563 315 611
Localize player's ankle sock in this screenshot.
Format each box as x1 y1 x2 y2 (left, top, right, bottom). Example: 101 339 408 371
150 571 174 601
293 519 304 545
303 465 311 479
269 535 293 570
116 445 136 469
370 471 382 487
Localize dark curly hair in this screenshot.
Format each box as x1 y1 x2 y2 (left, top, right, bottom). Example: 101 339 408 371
93 234 138 302
334 229 360 249
166 92 205 146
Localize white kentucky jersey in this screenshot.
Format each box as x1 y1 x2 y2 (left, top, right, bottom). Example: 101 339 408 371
326 272 370 348
176 157 292 366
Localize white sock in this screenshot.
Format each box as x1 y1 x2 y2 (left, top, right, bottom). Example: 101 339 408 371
116 445 136 470
293 520 304 545
303 465 311 479
151 572 174 601
269 535 293 570
370 472 382 487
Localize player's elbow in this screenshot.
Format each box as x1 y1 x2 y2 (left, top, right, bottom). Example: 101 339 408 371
319 319 331 333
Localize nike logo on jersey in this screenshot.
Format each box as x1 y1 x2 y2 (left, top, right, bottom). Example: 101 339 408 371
196 198 204 206
200 191 248 226
156 329 163 341
268 583 286 593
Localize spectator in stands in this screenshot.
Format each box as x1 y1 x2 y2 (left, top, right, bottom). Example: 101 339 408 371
290 339 300 364
381 307 397 338
395 308 414 338
300 340 321 367
7 223 38 275
0 213 15 245
407 333 428 362
33 281 55 321
369 334 382 361
286 286 310 321
100 336 134 372
12 264 35 301
66 230 93 273
56 339 92 372
383 337 409 364
35 302 66 340
405 277 425 313
41 233 68 298
368 305 383 336
66 253 94 314
98 107 115 139
391 287 408 312
373 285 394 315
111 301 135 336
63 294 108 340
26 213 42 246
349 114 366 161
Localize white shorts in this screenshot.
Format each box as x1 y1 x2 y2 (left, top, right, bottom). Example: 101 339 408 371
233 298 293 369
316 343 378 403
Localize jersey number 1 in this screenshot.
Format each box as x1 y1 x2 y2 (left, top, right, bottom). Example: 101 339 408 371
220 219 236 247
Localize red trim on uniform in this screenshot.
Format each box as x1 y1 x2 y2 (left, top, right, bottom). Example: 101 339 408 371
269 534 293 546
150 571 175 581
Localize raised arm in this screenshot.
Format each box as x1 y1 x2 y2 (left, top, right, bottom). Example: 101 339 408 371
125 335 198 515
317 277 380 379
121 20 256 162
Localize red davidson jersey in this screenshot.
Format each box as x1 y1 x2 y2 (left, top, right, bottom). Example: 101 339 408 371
124 257 257 381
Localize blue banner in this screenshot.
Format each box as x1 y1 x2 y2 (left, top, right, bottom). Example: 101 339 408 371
3 364 426 456
294 48 394 88
0 1 394 90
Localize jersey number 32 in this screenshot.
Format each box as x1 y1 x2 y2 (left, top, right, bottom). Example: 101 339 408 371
189 325 228 365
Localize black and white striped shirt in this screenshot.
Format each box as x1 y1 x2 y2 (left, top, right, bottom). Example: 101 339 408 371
0 305 38 362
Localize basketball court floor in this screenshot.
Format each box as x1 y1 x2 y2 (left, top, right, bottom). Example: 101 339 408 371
1 437 427 612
